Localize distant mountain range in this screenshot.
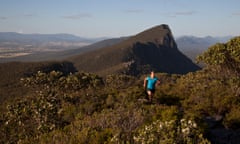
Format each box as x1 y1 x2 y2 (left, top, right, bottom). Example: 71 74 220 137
0 32 102 43
176 35 232 62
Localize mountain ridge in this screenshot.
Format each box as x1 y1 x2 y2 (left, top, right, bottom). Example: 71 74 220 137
68 24 200 76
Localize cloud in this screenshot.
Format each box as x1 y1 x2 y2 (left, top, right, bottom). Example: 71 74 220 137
232 12 240 16
175 11 196 16
17 29 24 34
0 16 8 20
163 11 196 18
24 14 35 17
125 9 144 13
63 13 92 19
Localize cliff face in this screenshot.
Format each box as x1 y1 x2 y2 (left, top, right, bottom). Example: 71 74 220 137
124 24 200 75
69 24 200 76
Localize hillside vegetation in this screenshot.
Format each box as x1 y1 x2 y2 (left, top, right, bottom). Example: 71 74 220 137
0 36 239 143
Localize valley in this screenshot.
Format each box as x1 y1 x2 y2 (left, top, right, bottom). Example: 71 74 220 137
0 42 89 58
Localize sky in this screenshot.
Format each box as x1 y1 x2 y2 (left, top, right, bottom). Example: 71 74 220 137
0 0 240 38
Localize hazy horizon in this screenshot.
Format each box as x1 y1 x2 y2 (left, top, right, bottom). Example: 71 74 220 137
0 31 234 40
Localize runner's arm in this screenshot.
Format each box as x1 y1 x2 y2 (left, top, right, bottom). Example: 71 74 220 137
143 77 147 88
156 79 160 86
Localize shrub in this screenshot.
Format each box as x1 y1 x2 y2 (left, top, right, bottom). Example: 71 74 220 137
133 118 210 144
224 105 240 129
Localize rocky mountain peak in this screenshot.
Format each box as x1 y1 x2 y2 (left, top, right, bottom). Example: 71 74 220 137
130 24 177 49
69 24 200 76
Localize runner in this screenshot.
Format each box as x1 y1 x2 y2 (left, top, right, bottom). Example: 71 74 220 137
143 71 160 103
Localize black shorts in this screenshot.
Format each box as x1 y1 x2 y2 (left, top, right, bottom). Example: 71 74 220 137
147 89 155 94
